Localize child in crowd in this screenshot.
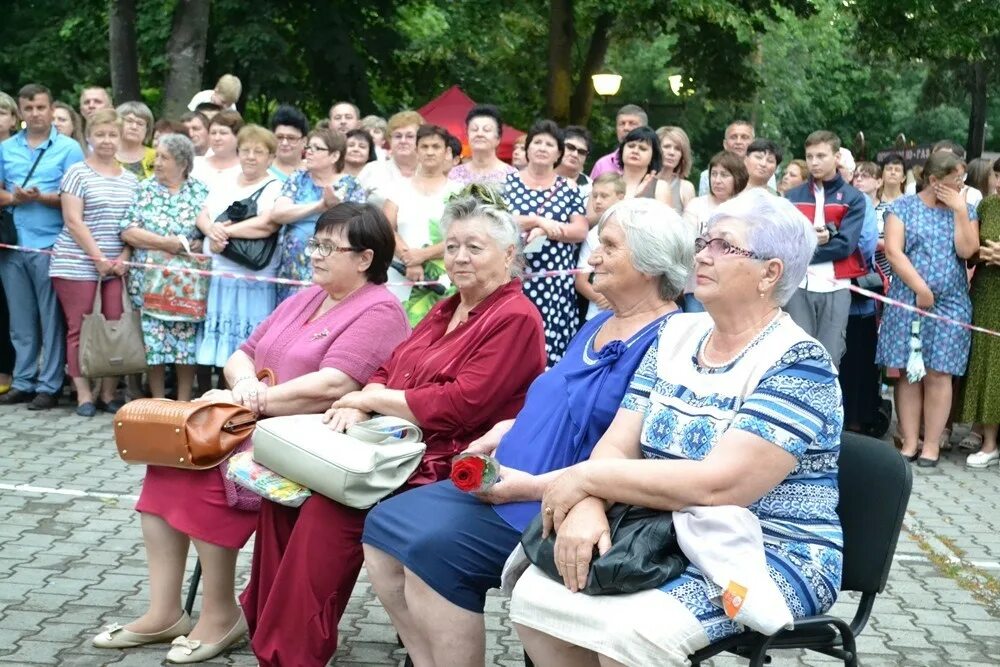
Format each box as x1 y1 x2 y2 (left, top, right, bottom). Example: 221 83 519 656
575 173 626 321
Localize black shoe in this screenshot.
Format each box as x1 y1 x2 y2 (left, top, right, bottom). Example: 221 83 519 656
916 457 939 468
96 398 126 414
76 402 97 417
27 392 58 410
0 388 36 405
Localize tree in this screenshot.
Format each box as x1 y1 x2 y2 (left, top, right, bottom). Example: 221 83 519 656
161 0 211 117
110 0 141 103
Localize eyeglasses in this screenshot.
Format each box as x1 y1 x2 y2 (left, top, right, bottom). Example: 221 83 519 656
305 238 359 257
695 236 762 260
123 116 147 127
305 144 330 153
275 134 303 144
564 144 589 157
238 147 270 157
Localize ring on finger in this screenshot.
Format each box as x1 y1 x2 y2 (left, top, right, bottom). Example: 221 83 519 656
544 506 554 515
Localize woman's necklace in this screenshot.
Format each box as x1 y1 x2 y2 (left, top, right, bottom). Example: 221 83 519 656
700 308 781 368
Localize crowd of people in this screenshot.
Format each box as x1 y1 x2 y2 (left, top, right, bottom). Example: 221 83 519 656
1 73 1000 666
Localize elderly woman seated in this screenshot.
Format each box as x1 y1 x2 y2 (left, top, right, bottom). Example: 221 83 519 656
361 198 694 667
93 203 409 663
510 189 844 667
240 186 547 667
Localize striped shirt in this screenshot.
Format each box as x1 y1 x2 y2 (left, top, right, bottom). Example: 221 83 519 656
50 162 139 280
621 312 843 642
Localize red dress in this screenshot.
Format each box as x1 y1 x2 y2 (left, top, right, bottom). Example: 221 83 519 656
241 278 546 666
134 284 410 549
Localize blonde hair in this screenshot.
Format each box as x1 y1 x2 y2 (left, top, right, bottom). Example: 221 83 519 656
655 126 693 178
593 172 626 196
214 74 242 105
0 91 20 123
387 110 424 135
238 124 277 155
85 109 121 134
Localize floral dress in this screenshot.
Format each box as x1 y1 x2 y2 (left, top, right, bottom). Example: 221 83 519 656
274 169 367 304
875 195 978 375
120 177 209 365
504 172 585 366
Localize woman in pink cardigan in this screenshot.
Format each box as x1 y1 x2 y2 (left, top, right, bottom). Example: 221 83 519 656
91 203 409 664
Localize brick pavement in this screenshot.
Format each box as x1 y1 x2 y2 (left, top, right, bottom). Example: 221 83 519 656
1 403 1000 666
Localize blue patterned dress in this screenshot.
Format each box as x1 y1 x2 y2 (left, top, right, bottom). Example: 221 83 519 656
621 312 843 642
875 195 977 375
504 172 585 366
274 169 367 304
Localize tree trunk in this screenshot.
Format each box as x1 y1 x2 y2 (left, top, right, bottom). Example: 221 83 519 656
546 0 574 125
108 0 141 103
965 59 987 160
162 0 212 119
568 12 614 126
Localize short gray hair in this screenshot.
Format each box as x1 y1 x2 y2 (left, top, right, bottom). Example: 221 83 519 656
440 192 523 277
157 133 196 179
116 101 155 143
617 104 648 125
706 189 816 305
598 198 694 301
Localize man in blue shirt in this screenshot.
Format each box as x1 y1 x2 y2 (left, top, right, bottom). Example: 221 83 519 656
0 83 85 409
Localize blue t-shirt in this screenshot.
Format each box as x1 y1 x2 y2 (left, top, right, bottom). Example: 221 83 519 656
492 309 676 530
0 127 85 248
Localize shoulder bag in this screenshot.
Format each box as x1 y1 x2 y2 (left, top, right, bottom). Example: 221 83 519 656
80 279 148 378
0 146 48 246
217 180 279 271
142 237 211 322
252 414 427 509
520 503 688 595
113 369 276 469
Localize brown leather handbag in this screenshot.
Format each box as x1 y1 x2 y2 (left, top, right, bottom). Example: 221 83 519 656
113 369 276 470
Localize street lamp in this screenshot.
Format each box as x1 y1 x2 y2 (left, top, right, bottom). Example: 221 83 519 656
668 74 683 96
591 71 622 97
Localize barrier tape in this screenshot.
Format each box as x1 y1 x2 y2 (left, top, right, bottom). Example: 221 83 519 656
2 242 996 339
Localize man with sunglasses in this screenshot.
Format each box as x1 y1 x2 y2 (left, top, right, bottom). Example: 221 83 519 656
556 126 593 206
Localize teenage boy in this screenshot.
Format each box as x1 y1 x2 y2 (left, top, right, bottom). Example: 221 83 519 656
744 139 783 192
785 130 868 368
576 173 626 321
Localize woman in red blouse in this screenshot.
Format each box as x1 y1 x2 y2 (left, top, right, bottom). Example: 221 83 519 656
240 186 547 667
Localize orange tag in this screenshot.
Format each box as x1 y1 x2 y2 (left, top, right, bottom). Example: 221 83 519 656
723 581 748 619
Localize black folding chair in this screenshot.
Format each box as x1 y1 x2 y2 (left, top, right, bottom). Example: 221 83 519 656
688 432 913 666
184 560 202 616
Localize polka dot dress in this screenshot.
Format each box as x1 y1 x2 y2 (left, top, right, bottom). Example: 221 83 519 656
504 172 585 366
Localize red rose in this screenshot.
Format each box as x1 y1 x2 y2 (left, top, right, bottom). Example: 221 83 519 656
450 455 486 493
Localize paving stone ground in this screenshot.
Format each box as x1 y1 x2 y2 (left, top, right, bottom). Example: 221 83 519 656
1 403 999 666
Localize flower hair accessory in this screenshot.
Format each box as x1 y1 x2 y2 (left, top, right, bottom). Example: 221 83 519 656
449 182 511 212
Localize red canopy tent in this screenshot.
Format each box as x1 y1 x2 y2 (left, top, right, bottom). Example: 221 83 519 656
417 85 523 162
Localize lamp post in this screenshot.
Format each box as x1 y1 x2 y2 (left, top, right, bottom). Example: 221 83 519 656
591 71 622 98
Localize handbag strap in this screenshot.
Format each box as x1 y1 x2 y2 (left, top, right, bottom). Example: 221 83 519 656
247 180 277 203
347 416 423 444
20 146 48 188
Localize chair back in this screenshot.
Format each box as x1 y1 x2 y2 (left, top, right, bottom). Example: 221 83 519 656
837 432 913 594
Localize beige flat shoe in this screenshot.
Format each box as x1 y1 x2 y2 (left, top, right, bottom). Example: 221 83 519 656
165 612 248 664
92 612 192 648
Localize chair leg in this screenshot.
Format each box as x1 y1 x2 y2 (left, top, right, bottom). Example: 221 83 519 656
184 559 202 616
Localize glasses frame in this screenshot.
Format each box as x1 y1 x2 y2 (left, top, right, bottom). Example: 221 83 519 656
695 236 763 260
564 143 590 157
305 144 331 153
305 238 360 258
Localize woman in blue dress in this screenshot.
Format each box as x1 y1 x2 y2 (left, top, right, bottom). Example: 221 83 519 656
361 199 693 667
271 127 366 303
876 151 980 466
504 120 589 366
511 189 843 667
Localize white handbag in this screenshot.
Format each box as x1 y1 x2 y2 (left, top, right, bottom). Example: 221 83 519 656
251 414 427 509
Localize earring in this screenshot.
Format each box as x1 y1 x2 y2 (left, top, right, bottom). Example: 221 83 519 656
759 291 765 299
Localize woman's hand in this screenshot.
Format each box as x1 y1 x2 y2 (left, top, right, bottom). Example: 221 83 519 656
541 463 593 537
981 239 1000 266
331 390 372 412
464 420 512 456
322 406 370 432
94 256 114 277
207 222 230 246
232 378 269 415
474 465 537 504
525 227 546 246
553 497 612 592
322 184 341 209
634 170 658 197
209 239 226 254
935 184 965 213
916 285 935 310
112 253 130 276
400 246 425 268
196 388 235 403
405 264 425 283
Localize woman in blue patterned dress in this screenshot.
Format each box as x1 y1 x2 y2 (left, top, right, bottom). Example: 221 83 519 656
271 127 366 303
120 134 208 401
510 190 844 666
504 120 588 366
875 151 980 467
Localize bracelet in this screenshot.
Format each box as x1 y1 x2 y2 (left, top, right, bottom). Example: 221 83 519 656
230 375 256 389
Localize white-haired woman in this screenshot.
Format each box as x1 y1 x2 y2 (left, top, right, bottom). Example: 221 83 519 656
512 189 844 667
242 188 548 667
116 101 156 179
361 198 692 667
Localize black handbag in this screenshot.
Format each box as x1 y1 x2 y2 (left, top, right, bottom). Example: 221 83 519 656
0 147 48 246
521 503 688 595
216 180 279 271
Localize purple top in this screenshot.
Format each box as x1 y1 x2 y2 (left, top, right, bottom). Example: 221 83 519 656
240 283 410 385
588 150 623 180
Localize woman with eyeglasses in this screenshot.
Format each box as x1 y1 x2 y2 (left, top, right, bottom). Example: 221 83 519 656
271 127 367 303
115 101 156 179
876 151 980 467
511 190 844 667
95 203 409 664
267 105 309 182
359 110 424 209
242 190 546 666
448 105 516 186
